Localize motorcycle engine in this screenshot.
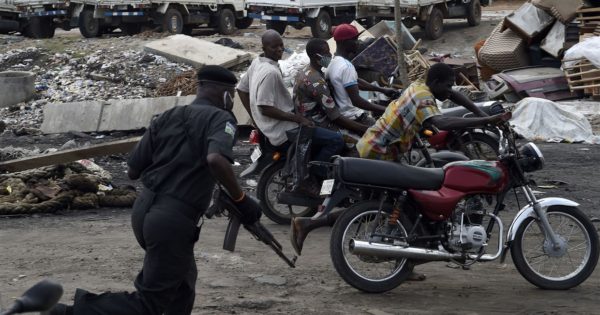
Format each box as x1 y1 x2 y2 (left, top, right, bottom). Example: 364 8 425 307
448 196 489 253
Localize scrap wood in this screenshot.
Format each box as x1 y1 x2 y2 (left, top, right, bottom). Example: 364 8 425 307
155 70 197 97
0 137 141 173
404 50 430 82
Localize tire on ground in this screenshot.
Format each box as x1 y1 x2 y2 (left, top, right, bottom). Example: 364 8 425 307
162 8 184 34
218 8 236 35
310 10 332 39
79 9 101 38
467 0 482 26
425 6 444 40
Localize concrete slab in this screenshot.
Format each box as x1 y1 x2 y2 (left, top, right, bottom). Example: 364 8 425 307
144 35 254 69
41 101 104 134
98 96 195 131
42 95 252 134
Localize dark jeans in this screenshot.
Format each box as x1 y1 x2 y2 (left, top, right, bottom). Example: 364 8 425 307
310 126 344 178
72 190 201 315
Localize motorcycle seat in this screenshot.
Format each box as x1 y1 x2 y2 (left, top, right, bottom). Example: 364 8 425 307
337 157 444 190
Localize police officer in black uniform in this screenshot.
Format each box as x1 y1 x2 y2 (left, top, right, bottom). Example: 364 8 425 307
46 65 262 315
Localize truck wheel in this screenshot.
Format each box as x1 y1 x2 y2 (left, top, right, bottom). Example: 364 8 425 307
162 8 183 34
467 0 481 26
218 8 236 35
266 20 286 35
121 23 142 36
79 9 101 38
24 17 55 38
425 6 444 40
235 17 253 29
310 10 332 39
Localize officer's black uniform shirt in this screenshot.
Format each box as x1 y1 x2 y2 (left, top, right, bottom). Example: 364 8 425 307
127 99 237 211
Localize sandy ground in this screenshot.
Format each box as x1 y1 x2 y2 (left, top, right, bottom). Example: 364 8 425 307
1 142 599 315
2 1 600 314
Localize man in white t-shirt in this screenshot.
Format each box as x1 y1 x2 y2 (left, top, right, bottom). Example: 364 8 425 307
237 30 344 193
326 24 397 126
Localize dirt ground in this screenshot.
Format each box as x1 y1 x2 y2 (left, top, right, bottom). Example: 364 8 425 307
2 2 600 314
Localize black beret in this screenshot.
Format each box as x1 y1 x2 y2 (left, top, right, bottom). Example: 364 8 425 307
197 65 238 86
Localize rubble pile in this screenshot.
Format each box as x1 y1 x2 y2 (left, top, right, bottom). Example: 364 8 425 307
0 46 194 130
476 0 600 103
155 70 197 97
0 159 137 215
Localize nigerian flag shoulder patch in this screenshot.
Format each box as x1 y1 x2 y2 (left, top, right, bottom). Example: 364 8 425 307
225 121 236 137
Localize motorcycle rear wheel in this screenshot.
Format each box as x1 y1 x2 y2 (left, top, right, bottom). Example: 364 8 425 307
511 206 599 289
330 201 413 293
256 161 317 224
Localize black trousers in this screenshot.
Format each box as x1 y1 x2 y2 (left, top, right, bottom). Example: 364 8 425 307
72 190 202 315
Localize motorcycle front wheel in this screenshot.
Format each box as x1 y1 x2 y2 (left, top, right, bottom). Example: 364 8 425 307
456 132 499 160
256 161 317 224
330 201 413 293
511 206 599 290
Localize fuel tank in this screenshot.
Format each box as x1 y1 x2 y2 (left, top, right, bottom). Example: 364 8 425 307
409 160 509 221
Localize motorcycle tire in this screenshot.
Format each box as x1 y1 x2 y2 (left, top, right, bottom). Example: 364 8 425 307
330 201 414 293
511 206 599 290
256 161 317 225
454 132 499 160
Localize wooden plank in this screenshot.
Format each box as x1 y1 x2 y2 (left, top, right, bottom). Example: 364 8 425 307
0 137 141 173
577 7 600 13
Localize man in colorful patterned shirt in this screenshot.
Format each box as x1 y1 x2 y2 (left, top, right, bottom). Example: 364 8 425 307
293 38 368 136
357 63 511 161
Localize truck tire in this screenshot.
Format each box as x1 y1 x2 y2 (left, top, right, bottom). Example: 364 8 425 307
266 20 286 35
218 8 236 35
425 6 444 40
162 8 183 34
235 17 253 29
121 23 142 36
24 17 55 39
79 9 101 38
310 10 332 39
467 0 481 26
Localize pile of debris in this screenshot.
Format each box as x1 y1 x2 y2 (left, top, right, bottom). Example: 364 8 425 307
475 0 600 102
0 159 136 215
0 46 193 130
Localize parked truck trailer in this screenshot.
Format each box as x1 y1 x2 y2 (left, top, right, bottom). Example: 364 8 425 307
357 0 491 39
10 0 253 38
245 0 358 38
246 0 490 40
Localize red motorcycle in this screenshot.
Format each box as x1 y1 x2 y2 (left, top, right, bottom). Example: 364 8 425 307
327 121 599 292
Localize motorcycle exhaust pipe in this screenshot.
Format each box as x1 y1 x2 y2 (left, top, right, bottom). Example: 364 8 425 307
350 240 462 261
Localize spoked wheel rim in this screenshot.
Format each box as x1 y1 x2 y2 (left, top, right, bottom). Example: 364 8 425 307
341 210 408 282
520 212 592 281
265 168 314 219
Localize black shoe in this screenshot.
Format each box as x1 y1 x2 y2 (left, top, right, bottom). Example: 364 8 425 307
41 303 71 315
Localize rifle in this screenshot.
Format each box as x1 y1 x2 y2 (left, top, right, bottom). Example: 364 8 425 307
206 187 297 268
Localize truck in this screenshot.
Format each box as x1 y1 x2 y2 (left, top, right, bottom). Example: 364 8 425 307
9 0 254 38
357 0 492 39
245 0 358 38
0 0 24 34
245 0 491 39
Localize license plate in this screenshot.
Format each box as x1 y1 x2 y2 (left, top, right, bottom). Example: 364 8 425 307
250 147 262 163
320 179 335 196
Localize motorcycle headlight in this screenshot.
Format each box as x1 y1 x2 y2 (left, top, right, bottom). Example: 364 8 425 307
518 143 545 172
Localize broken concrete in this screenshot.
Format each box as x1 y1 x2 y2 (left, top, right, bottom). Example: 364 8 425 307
144 35 254 69
41 95 252 134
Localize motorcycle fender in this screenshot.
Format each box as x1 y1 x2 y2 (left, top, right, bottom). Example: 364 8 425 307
506 197 580 242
